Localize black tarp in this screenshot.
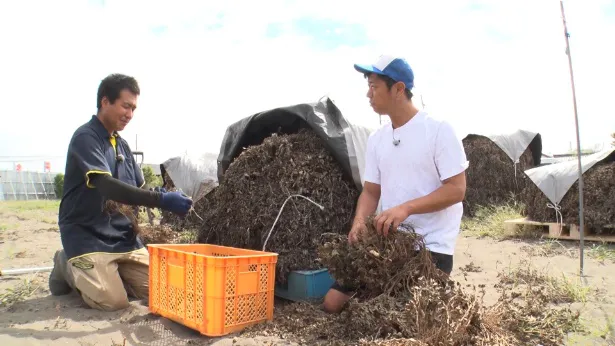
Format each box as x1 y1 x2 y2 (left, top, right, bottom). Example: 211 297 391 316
216 96 372 191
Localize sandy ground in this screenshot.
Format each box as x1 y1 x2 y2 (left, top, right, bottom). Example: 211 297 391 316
1 202 614 345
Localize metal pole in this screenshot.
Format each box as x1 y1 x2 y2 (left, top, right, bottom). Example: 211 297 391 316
29 172 39 200
0 266 53 276
20 171 27 201
560 0 585 276
38 171 48 199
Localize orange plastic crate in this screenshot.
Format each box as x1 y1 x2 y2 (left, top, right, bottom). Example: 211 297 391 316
147 244 278 337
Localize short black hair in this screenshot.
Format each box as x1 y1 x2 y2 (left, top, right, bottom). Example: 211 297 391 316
97 74 140 110
364 72 413 100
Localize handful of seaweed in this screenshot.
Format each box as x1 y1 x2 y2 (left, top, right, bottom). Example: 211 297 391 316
318 220 444 299
103 200 141 234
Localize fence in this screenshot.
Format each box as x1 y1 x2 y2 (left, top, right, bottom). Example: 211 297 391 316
0 170 58 201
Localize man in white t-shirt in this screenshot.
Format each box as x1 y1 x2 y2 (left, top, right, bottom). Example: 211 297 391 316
323 55 469 313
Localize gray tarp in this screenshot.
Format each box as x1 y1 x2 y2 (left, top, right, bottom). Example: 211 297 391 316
216 96 373 191
463 129 542 166
160 154 218 201
524 148 615 205
486 129 542 165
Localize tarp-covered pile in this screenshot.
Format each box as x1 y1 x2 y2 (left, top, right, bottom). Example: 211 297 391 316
462 130 542 216
192 97 372 284
522 148 615 232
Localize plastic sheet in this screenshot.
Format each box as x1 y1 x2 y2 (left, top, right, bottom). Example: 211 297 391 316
524 148 615 205
216 96 374 190
463 129 542 165
160 153 218 202
486 129 542 165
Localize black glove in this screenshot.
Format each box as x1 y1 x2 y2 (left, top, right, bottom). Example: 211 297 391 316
160 191 193 216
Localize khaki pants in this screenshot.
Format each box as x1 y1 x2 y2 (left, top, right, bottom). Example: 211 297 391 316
57 248 150 311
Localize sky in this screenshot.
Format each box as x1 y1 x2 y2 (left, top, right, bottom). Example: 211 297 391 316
1 0 614 173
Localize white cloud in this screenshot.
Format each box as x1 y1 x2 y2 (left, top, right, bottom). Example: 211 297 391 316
0 0 613 173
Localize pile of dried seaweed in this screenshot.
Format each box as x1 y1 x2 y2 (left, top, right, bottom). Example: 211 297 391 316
463 135 538 217
243 220 581 345
195 129 360 284
522 155 615 233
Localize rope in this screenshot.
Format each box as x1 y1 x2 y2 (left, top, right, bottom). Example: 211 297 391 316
262 194 325 252
547 202 564 236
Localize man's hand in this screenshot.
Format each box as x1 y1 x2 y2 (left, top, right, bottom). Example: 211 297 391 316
160 191 193 216
348 219 368 244
347 182 381 244
373 204 411 237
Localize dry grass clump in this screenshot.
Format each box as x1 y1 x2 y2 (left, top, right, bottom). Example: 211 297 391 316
490 262 585 345
138 224 177 245
460 201 539 239
497 260 592 304
0 277 42 309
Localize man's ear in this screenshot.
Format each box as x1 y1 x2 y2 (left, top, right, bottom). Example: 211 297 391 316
396 82 406 98
101 96 110 107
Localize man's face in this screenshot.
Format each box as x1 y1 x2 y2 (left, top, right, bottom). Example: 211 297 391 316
100 89 138 132
366 74 394 115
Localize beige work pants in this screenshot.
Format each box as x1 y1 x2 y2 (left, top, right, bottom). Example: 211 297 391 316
59 248 150 311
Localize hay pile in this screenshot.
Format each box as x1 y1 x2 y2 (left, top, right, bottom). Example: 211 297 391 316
463 135 538 217
522 157 615 232
194 129 359 284
243 219 581 345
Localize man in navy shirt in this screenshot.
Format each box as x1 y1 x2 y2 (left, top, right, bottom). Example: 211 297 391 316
50 74 193 311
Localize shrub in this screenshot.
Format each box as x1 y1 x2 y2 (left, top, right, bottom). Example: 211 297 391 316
142 166 162 188
53 173 64 199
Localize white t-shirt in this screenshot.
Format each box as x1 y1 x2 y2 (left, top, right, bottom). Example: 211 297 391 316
364 111 469 255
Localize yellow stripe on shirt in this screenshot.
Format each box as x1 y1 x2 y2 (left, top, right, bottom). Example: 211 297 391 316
85 170 112 188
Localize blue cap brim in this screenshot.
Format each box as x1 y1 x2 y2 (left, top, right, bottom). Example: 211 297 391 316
354 63 385 75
